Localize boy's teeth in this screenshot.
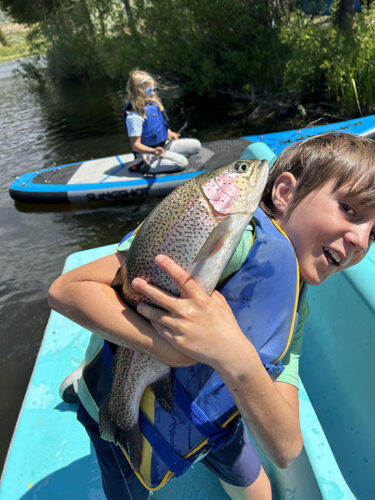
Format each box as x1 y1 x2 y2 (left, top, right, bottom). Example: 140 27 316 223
325 247 341 265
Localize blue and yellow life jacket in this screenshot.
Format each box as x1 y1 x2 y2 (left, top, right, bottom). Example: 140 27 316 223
123 102 169 147
81 207 305 491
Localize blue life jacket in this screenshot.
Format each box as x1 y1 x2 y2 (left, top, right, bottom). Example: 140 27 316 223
123 101 168 147
81 207 305 491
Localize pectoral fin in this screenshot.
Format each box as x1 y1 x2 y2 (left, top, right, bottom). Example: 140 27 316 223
150 371 174 413
193 216 232 264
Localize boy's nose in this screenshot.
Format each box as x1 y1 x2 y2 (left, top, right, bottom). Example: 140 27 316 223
346 223 371 252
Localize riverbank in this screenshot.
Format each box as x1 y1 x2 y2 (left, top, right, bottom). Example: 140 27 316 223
0 23 30 62
0 18 356 129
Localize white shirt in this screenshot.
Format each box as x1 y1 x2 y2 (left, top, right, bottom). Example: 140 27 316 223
125 111 145 137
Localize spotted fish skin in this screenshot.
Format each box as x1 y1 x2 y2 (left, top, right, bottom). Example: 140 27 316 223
124 179 220 303
99 159 269 472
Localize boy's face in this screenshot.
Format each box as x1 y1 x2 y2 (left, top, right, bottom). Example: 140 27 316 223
275 177 375 285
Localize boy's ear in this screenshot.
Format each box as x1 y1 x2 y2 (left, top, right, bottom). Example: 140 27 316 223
271 172 298 215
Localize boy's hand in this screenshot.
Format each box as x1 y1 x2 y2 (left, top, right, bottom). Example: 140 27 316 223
131 254 248 369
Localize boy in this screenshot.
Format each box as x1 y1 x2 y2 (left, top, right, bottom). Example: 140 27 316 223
49 133 375 500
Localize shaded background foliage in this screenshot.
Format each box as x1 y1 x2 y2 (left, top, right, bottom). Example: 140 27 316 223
2 1 375 115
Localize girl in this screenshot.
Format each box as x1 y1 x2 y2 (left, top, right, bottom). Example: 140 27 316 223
124 69 201 174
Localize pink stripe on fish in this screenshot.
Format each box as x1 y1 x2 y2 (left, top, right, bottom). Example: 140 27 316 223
202 173 240 214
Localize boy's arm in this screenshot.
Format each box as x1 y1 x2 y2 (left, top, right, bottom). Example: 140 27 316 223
133 254 303 468
48 252 194 367
219 347 302 469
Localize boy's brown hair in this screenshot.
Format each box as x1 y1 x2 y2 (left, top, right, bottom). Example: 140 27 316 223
262 132 375 217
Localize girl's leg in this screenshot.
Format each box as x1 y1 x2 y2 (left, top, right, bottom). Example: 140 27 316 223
168 138 201 156
77 402 149 500
143 138 201 173
147 150 188 172
220 467 272 500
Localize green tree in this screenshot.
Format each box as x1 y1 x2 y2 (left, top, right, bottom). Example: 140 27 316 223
336 0 355 34
121 0 139 39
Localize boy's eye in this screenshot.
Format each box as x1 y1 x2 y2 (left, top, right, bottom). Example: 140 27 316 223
370 230 375 243
341 202 355 216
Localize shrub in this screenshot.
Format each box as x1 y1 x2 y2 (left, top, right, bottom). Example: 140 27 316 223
280 3 375 114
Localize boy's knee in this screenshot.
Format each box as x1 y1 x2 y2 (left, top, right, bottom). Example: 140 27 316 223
220 467 272 500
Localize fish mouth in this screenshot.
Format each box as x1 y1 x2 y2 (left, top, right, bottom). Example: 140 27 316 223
252 159 269 187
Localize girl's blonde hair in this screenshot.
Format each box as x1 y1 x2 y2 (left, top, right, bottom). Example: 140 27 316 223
126 68 164 118
261 132 375 217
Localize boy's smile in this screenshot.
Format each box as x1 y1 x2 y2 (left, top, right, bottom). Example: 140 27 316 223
275 178 375 285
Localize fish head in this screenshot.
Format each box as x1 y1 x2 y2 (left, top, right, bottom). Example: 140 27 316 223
198 159 269 216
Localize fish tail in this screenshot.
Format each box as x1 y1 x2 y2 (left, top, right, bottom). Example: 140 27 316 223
116 424 143 472
99 396 143 472
150 371 174 413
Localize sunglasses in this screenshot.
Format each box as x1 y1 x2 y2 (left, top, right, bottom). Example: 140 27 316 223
145 86 158 95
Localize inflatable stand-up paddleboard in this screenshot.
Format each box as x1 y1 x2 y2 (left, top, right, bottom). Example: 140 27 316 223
9 114 375 204
9 139 251 204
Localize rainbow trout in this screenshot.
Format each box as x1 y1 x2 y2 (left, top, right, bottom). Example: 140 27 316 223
99 159 269 471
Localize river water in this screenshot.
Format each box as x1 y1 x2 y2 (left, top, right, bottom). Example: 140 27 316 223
1 59 293 471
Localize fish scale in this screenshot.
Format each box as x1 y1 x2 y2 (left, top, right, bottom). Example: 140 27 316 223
126 181 219 300
98 158 269 474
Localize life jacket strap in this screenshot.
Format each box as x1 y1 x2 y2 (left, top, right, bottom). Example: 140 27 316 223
173 377 238 453
264 362 284 378
173 377 230 436
139 411 230 477
139 412 194 476
138 376 233 476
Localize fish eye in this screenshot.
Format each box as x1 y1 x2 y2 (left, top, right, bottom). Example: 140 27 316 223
236 162 249 172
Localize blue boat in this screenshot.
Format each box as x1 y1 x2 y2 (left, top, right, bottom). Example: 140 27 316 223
301 0 361 16
243 113 375 155
1 130 374 499
9 114 375 204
